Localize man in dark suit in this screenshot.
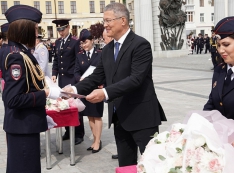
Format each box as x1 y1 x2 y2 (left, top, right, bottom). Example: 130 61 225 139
63 3 166 166
204 34 210 54
196 33 204 54
51 19 85 145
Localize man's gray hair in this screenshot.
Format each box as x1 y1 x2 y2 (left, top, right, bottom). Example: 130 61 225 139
104 3 130 23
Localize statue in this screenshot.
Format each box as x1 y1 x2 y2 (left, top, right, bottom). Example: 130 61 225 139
158 0 186 50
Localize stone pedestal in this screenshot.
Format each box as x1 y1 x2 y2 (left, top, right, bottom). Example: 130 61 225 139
134 0 187 58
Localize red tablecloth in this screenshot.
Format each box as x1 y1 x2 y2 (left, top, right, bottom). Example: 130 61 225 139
116 165 137 173
46 107 80 127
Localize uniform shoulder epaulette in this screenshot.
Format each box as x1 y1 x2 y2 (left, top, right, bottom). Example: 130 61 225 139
9 46 20 53
218 62 224 66
78 51 84 54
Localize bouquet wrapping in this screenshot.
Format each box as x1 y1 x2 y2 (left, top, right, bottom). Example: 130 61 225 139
137 110 234 173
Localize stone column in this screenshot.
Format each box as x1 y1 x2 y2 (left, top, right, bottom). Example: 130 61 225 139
214 0 226 25
228 0 234 16
134 0 154 49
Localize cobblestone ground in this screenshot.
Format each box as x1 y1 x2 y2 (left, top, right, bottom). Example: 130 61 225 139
0 53 214 173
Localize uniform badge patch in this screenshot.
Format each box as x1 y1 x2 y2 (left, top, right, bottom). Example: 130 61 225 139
82 61 84 64
11 64 22 80
41 51 45 56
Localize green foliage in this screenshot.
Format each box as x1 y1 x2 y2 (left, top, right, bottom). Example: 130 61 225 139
186 166 192 172
158 155 166 161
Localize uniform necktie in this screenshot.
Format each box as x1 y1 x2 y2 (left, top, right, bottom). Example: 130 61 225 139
87 51 90 61
60 39 65 52
225 68 233 86
114 42 120 61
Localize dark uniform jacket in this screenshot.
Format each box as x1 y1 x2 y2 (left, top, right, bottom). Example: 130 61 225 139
74 30 167 131
52 34 79 88
210 36 218 52
196 37 204 48
2 41 47 134
204 63 234 119
74 48 104 117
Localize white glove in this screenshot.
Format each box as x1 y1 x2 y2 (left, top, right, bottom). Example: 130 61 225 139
46 115 57 129
47 87 62 99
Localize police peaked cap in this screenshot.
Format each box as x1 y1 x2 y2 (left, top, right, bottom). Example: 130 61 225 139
79 29 92 41
52 19 71 31
214 16 234 39
5 5 42 23
1 23 9 33
37 34 43 39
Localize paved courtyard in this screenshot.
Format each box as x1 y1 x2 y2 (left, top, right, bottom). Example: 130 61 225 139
0 53 214 173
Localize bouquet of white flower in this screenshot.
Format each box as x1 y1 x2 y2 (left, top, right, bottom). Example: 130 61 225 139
46 97 85 112
137 111 234 173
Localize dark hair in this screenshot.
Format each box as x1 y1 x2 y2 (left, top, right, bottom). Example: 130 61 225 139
7 19 36 48
0 32 2 39
80 35 93 42
2 32 7 41
229 34 234 39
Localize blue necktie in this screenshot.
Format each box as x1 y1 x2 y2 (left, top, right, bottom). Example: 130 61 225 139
114 42 120 61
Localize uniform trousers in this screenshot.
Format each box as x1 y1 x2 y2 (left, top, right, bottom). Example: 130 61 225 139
113 113 159 167
6 133 41 173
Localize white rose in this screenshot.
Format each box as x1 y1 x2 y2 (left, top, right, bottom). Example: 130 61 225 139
58 100 69 110
194 136 206 148
171 123 186 132
156 131 170 143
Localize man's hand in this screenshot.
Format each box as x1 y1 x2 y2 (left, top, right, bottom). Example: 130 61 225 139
86 89 105 103
51 76 56 83
62 85 74 93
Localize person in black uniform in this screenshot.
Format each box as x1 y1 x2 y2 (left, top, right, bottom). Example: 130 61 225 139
196 33 204 54
74 29 104 153
2 5 61 173
204 16 234 120
204 34 210 54
210 30 222 70
51 19 85 145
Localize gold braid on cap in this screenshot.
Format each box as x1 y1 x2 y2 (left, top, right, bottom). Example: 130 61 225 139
5 52 46 93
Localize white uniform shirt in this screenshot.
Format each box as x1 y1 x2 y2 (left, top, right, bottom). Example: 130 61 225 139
33 42 51 77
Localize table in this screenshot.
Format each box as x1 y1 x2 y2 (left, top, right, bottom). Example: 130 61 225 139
45 107 80 169
116 165 137 173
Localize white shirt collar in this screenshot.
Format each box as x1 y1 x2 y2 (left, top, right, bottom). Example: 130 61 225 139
87 47 94 58
227 65 234 73
62 34 70 43
114 28 131 47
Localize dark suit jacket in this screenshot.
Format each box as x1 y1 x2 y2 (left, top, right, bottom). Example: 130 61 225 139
52 34 79 87
204 63 234 119
3 42 47 134
196 37 204 47
74 30 166 131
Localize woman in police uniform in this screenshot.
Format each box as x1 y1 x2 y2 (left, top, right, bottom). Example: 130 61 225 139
204 16 234 120
74 29 104 153
3 5 60 173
